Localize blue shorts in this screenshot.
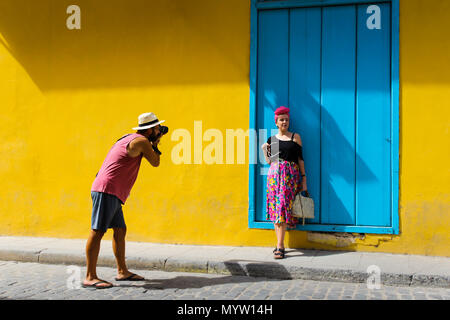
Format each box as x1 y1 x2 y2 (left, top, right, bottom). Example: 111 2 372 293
90 192 126 232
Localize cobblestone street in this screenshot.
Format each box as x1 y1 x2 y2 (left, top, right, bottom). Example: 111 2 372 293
0 261 448 300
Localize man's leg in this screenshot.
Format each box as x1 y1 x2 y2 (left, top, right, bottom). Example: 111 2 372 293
112 227 144 280
84 229 112 288
112 227 128 277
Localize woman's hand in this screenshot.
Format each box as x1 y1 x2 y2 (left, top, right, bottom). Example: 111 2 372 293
262 143 271 164
301 177 307 192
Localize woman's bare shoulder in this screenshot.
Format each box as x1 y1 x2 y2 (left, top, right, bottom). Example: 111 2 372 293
293 133 302 146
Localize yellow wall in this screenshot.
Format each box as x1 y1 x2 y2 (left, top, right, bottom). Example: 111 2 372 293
0 0 448 257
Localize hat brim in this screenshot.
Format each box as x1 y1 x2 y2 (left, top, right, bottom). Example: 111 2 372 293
132 120 165 131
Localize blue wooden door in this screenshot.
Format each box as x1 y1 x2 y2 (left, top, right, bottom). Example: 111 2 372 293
254 3 392 231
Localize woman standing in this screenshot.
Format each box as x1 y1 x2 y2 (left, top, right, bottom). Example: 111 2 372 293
262 106 307 259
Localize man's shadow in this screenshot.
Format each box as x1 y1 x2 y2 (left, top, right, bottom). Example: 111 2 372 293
116 275 266 291
116 259 296 290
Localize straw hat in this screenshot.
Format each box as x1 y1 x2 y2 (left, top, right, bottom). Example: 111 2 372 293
132 112 165 130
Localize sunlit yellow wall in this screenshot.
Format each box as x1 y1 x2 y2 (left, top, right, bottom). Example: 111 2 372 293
0 0 448 257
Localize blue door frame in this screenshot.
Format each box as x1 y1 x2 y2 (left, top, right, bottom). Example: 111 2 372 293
248 0 400 235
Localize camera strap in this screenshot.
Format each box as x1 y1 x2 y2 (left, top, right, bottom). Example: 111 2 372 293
116 134 133 143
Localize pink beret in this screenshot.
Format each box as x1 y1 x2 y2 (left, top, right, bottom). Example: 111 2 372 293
274 106 290 121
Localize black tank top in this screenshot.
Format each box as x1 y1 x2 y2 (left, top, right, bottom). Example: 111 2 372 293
267 133 303 163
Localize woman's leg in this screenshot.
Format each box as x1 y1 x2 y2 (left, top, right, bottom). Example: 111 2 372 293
274 223 280 248
277 223 287 250
274 223 287 259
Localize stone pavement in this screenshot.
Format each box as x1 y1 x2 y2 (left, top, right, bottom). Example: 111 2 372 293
0 261 449 300
0 236 449 288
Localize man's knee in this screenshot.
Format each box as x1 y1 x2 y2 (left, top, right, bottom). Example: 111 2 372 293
87 230 105 250
91 229 106 238
113 227 127 239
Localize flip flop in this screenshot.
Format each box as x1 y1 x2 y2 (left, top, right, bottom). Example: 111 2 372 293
82 280 113 289
114 273 145 281
273 248 285 259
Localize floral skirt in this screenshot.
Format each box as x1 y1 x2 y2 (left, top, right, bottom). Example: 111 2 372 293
266 160 300 228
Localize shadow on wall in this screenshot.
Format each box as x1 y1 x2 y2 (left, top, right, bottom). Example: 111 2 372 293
400 0 450 85
257 88 379 225
0 0 249 92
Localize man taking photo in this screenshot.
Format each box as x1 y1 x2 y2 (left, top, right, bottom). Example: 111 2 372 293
82 112 167 289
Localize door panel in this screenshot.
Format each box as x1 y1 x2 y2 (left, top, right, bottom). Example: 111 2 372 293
289 8 322 223
254 3 392 229
321 6 356 225
255 9 289 222
356 3 391 226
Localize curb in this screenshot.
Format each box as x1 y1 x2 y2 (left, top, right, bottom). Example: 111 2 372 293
0 248 448 289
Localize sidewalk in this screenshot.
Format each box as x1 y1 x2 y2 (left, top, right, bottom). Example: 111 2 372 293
0 236 448 288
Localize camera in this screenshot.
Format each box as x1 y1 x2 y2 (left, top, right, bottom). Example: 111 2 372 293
159 125 169 136
149 125 169 142
149 126 169 156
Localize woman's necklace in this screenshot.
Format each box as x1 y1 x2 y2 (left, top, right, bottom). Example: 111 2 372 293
276 132 291 141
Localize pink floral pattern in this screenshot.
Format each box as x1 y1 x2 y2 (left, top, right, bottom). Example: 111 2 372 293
266 160 300 228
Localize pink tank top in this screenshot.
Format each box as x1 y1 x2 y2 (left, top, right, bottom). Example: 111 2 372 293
91 133 144 204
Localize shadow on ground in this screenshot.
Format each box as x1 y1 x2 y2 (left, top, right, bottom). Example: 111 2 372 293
116 257 303 290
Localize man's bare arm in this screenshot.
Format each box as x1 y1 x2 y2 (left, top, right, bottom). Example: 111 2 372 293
127 137 160 167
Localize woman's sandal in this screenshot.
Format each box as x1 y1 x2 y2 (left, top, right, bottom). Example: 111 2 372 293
273 248 285 259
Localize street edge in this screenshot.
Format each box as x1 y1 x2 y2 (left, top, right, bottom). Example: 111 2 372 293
0 249 448 289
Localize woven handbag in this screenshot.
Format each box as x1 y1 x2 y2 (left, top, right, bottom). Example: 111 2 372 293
292 191 315 225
